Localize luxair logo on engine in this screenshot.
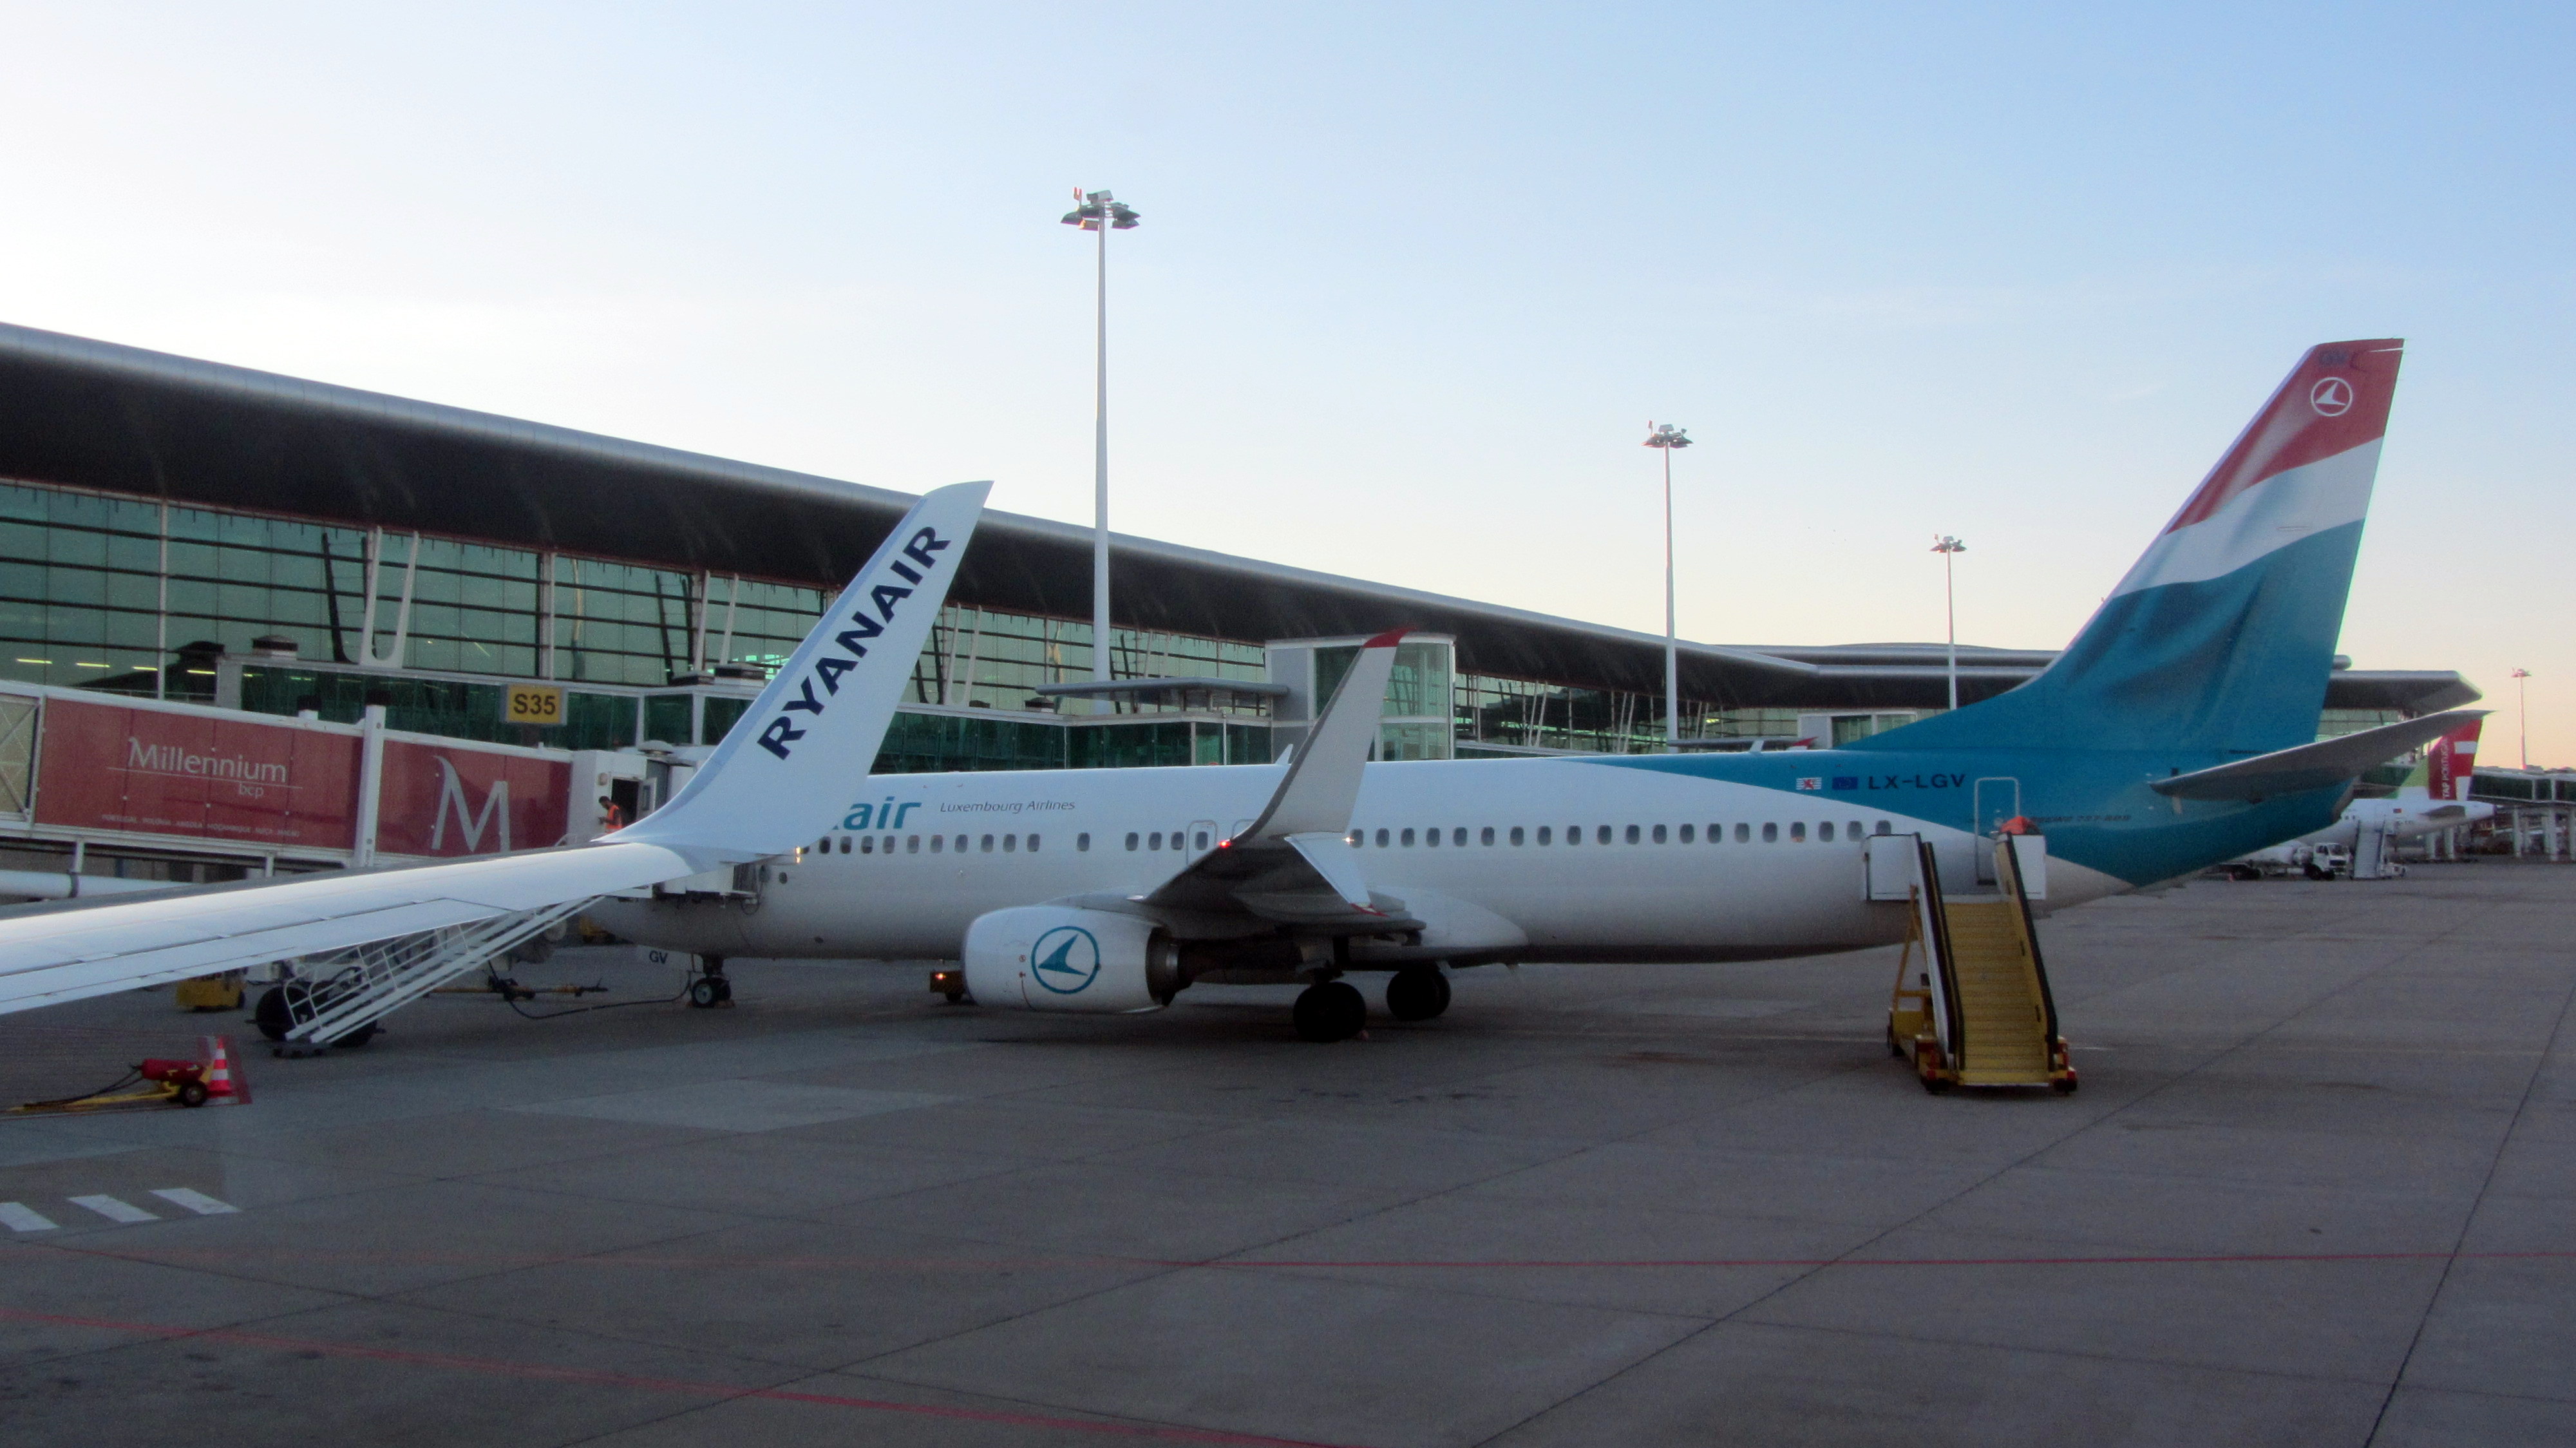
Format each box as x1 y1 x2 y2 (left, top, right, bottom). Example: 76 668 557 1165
1028 926 1103 995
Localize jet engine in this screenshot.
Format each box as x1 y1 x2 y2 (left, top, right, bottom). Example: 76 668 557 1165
961 906 1180 1012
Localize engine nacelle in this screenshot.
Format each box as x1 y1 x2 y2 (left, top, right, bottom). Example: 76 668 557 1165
961 906 1179 1013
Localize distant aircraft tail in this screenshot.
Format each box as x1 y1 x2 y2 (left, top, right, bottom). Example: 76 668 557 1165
2415 717 2483 800
1859 340 2404 755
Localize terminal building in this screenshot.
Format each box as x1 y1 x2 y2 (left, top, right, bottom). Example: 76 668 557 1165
0 321 2481 882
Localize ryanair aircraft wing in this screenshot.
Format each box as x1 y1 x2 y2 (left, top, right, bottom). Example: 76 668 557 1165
0 481 991 1016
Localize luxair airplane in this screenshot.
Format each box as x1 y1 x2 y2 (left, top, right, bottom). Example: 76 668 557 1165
591 336 2472 1040
0 340 2479 1045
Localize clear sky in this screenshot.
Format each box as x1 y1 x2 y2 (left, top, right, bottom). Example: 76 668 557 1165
3 3 2569 762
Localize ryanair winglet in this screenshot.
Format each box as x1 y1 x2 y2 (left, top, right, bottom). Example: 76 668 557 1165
614 480 991 861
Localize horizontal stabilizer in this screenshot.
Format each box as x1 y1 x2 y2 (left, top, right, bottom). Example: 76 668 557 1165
2150 710 2486 802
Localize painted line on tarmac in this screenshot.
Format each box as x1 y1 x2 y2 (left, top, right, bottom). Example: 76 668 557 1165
66 1195 156 1224
1213 1249 2576 1269
0 1305 1367 1448
17 1243 2572 1273
0 1202 57 1232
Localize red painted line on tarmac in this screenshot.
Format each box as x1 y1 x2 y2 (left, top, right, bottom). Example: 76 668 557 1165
1215 1250 2576 1270
0 1306 1364 1448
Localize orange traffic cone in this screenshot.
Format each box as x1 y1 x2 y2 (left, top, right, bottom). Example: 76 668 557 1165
199 1034 250 1105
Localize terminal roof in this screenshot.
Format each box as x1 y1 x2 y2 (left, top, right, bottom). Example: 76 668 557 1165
0 322 2476 716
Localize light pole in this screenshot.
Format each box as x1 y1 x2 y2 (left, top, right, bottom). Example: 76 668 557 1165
1931 535 1967 711
1644 423 1692 747
2513 667 2533 768
1061 187 1141 689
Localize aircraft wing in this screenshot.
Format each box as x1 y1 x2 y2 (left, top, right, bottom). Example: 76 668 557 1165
0 843 697 1015
1139 629 1412 927
0 481 992 1017
2150 709 2488 803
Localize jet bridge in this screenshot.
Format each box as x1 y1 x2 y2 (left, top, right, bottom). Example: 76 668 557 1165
1882 832 2076 1094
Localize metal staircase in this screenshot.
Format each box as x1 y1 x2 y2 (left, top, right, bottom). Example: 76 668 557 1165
275 898 598 1047
1887 835 2076 1093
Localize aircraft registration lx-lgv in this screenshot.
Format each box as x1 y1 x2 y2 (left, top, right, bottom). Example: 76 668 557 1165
0 339 2479 1044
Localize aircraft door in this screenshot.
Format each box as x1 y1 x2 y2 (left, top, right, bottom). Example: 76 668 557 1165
1188 819 1220 857
1972 777 2020 883
609 777 644 830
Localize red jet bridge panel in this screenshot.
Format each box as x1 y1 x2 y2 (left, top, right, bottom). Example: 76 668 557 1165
33 697 361 849
373 738 573 859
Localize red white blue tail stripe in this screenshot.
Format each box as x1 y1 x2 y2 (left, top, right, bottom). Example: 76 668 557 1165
2112 341 2402 596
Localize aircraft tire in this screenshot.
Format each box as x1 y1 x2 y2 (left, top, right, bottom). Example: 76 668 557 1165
688 977 725 1009
1293 981 1367 1043
1385 968 1450 1022
254 981 379 1047
254 986 294 1042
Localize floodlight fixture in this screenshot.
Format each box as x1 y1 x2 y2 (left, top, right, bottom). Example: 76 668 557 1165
1062 189 1141 232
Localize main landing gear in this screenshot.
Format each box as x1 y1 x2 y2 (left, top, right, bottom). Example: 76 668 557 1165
1292 980 1367 1043
1385 967 1450 1022
687 955 734 1009
1293 967 1452 1042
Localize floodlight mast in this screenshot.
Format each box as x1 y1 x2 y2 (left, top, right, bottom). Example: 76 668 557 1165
1643 423 1692 746
2512 667 2533 768
1931 535 1967 711
1061 189 1141 691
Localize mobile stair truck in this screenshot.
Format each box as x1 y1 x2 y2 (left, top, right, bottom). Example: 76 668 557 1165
1885 830 2077 1094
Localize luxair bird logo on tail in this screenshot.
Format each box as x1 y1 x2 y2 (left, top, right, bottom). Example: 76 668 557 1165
1028 926 1103 994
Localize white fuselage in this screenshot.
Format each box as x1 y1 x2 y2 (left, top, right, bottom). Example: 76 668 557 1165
591 756 2130 966
2242 795 2494 864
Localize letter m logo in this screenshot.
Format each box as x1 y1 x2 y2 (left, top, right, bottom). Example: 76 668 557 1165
430 758 511 854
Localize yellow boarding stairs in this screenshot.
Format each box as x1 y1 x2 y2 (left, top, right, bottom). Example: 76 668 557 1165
1886 833 2077 1094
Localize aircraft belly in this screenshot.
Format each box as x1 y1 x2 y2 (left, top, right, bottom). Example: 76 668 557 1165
587 898 752 958
1405 847 1892 959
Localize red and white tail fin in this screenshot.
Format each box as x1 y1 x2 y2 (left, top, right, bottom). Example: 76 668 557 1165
2429 718 2482 802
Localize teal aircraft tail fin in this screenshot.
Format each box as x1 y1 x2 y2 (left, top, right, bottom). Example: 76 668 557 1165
1855 341 2404 755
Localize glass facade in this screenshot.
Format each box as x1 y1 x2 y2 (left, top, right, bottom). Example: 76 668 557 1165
0 477 1287 767
913 606 1266 713
2318 708 2403 739
0 474 2405 772
240 666 642 750
1451 670 1817 754
1062 720 1275 771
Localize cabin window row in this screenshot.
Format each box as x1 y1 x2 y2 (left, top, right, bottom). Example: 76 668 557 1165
1120 829 1213 852
1346 820 1895 848
815 833 1045 855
